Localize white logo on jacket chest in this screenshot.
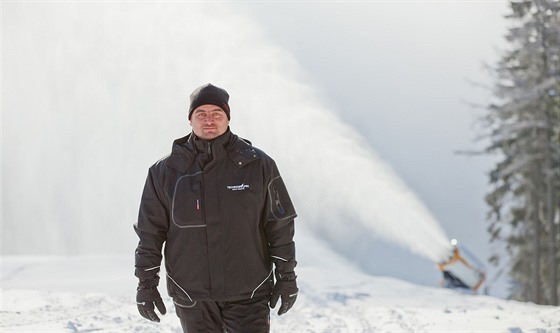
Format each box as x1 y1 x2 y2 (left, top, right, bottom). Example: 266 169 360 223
226 183 250 191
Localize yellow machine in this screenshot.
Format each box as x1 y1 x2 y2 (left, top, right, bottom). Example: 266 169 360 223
438 239 486 293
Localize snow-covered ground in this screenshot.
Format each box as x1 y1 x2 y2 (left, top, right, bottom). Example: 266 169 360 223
2 231 559 333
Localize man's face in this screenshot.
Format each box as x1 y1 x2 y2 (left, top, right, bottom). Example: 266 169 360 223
190 104 230 140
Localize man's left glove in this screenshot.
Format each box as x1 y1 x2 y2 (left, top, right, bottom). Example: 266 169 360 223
136 285 167 322
269 274 298 316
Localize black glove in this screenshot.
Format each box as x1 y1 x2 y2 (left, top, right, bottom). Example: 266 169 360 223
136 285 167 322
269 274 298 316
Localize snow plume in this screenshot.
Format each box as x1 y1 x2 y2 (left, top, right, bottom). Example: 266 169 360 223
3 3 451 263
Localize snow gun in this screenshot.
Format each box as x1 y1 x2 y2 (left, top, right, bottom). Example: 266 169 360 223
437 239 486 293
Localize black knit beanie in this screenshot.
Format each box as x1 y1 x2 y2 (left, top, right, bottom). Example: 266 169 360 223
188 83 231 120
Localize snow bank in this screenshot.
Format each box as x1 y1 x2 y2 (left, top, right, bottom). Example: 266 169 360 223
2 233 558 332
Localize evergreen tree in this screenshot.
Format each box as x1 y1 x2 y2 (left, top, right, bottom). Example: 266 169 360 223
483 0 559 305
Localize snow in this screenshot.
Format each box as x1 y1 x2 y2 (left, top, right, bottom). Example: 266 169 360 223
2 230 559 333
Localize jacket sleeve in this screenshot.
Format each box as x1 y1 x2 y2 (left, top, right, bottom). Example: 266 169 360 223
134 164 169 283
263 161 297 277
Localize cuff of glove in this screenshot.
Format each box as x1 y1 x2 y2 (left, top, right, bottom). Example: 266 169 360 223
275 270 297 282
137 276 160 290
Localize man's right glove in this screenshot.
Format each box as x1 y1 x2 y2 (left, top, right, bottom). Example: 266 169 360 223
136 284 167 322
269 273 298 316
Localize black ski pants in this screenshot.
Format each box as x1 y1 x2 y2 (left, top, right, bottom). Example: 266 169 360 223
174 295 270 333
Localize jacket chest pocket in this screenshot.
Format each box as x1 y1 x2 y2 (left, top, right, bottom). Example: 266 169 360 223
171 173 206 228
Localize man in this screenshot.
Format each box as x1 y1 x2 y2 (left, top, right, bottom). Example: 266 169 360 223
134 83 298 332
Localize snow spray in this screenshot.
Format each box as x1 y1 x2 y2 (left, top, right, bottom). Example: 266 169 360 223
237 93 454 264
3 2 452 262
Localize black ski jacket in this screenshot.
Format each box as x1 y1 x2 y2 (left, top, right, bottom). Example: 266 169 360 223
134 130 297 302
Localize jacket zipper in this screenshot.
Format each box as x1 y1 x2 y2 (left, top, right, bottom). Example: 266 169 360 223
200 141 210 211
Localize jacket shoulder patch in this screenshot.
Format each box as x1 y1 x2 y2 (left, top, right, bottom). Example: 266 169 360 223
229 141 260 168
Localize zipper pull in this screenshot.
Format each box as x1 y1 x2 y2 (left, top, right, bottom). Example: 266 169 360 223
193 182 201 211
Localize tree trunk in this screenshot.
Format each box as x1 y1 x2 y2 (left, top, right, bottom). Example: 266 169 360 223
536 0 559 305
544 112 558 305
549 188 559 305
532 196 541 304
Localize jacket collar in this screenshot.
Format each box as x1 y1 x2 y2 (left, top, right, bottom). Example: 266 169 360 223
191 128 232 156
166 129 260 173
